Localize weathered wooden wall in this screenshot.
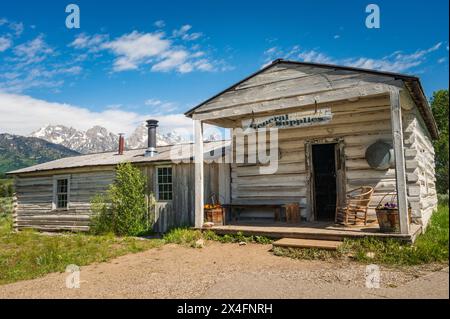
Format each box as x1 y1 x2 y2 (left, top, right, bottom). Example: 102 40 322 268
13 162 230 233
230 96 396 220
403 107 438 226
144 163 230 233
14 170 116 231
192 63 402 124
192 63 437 225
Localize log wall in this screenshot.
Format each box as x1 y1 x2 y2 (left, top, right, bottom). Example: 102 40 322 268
13 162 230 232
403 107 438 226
230 96 395 220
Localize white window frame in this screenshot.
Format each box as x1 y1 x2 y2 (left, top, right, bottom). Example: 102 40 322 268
52 175 71 210
155 166 173 202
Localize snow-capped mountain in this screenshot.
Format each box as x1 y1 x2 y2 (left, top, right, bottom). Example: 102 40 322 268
30 125 118 154
122 123 187 149
30 124 189 154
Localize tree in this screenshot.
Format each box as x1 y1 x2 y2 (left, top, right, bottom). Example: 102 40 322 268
90 162 153 236
430 89 449 194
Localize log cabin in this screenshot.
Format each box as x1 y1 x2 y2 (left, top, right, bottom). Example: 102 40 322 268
7 123 231 233
185 59 438 241
8 59 439 242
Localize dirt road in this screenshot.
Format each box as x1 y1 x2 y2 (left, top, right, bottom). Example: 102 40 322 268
0 242 448 299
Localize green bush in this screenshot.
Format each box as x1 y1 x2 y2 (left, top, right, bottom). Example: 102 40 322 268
438 192 449 206
90 162 154 236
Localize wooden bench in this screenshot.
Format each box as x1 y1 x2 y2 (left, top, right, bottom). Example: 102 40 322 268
222 204 289 223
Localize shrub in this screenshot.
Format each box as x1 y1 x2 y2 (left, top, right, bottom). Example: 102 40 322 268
438 192 449 206
90 194 114 235
90 162 154 236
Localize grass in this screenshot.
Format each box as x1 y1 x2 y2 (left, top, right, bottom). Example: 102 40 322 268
0 197 447 284
163 228 273 247
274 204 449 266
0 200 163 285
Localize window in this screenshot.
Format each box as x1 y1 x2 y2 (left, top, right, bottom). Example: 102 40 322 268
157 167 173 201
53 177 69 209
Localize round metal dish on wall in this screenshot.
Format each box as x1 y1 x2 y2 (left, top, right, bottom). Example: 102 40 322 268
365 140 394 170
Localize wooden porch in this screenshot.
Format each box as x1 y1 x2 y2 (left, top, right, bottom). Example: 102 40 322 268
203 221 422 243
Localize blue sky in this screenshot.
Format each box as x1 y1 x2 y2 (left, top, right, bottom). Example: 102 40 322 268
0 0 448 136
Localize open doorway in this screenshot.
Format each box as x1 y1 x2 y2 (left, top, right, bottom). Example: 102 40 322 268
311 143 337 221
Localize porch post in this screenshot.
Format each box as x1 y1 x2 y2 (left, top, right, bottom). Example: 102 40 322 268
389 87 409 234
194 119 204 229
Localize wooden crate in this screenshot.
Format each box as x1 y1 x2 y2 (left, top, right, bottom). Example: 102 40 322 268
376 208 412 233
205 208 224 225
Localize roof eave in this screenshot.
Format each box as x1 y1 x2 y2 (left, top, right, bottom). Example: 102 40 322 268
184 58 421 117
184 59 439 140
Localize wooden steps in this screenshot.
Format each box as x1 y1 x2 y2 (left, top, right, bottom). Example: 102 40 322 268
273 238 343 250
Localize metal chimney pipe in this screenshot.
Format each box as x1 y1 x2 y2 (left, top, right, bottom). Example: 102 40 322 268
144 119 159 157
118 133 125 155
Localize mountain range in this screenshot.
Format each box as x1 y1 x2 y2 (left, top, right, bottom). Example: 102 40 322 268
30 123 188 154
0 123 222 175
0 133 79 177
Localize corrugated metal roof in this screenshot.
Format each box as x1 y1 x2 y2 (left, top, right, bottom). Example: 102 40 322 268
8 140 230 175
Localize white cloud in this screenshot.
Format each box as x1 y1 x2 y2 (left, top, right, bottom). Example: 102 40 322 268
144 98 178 112
13 34 53 65
171 24 203 42
151 49 189 72
154 20 165 28
70 27 225 73
264 42 445 73
9 22 24 37
298 50 336 64
0 92 193 136
172 25 192 37
0 33 83 93
69 33 109 52
0 18 24 37
144 99 163 106
103 31 171 71
0 36 12 52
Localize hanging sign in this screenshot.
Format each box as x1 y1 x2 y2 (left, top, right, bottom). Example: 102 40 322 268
242 108 333 130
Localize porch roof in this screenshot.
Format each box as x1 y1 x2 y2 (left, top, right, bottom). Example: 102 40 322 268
185 59 438 139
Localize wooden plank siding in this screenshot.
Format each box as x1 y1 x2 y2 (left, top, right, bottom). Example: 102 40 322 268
14 162 230 233
190 62 438 228
14 171 116 231
191 64 403 124
229 96 395 220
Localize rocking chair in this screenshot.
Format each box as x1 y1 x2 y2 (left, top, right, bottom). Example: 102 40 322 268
335 186 374 226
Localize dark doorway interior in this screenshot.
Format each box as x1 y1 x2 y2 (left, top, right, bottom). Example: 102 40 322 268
312 143 337 221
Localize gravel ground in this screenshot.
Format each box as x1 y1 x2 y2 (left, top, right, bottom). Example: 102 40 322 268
0 242 448 299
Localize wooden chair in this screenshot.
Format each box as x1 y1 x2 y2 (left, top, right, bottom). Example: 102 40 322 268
285 203 300 224
335 186 374 226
